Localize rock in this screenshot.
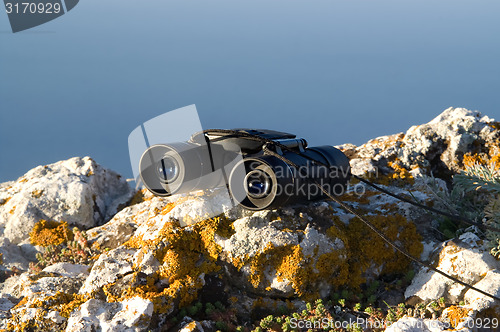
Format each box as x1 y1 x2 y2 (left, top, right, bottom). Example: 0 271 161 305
72 184 421 324
177 317 205 332
0 237 31 271
19 274 83 298
2 108 499 330
463 270 500 314
405 232 500 304
42 262 90 278
405 232 500 318
441 305 476 331
215 210 346 298
0 293 15 320
0 267 90 330
79 247 136 295
0 157 135 244
168 190 236 227
65 297 153 332
343 107 499 179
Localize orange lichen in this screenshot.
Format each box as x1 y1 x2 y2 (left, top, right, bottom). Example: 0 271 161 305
229 234 348 300
0 197 10 206
358 160 415 187
327 212 423 289
463 152 500 170
492 154 500 168
4 292 92 331
86 192 420 314
128 189 146 206
488 121 500 130
445 306 471 328
29 220 73 247
35 291 91 318
387 162 415 185
463 153 487 167
31 189 44 198
117 214 238 313
366 133 405 150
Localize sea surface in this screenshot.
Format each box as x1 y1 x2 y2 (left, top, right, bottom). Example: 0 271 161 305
1 0 500 182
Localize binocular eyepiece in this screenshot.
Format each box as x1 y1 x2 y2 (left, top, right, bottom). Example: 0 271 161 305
139 129 351 210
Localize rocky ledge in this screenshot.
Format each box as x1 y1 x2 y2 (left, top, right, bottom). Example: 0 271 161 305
0 107 499 331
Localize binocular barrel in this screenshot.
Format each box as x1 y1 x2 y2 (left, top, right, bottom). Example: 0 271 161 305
139 139 350 210
139 142 228 196
228 146 350 210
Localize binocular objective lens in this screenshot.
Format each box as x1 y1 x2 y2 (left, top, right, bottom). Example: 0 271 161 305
244 170 271 199
157 156 179 183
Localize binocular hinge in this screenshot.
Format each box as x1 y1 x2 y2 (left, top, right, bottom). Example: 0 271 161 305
265 138 307 155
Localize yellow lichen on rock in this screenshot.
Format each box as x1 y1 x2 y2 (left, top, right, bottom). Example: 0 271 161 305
117 215 237 313
357 160 415 187
231 236 349 300
31 189 44 198
388 162 415 184
491 154 500 169
488 121 500 130
29 220 73 247
0 197 11 206
445 305 471 328
5 292 92 331
34 291 91 318
463 152 500 170
327 212 423 289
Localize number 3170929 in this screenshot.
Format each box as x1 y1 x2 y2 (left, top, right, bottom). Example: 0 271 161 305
5 2 61 14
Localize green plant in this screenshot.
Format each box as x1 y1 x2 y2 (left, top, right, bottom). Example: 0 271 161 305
29 226 98 272
424 161 500 252
457 163 500 254
215 320 228 331
438 297 446 307
205 302 215 315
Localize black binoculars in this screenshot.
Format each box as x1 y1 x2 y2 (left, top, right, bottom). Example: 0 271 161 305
139 129 351 210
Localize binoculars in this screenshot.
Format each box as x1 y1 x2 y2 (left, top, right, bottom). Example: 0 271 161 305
139 129 351 210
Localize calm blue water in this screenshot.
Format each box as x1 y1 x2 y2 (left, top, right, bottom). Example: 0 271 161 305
1 0 500 182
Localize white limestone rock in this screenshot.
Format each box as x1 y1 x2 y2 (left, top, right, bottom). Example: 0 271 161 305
178 317 205 332
463 270 500 314
0 293 15 320
340 107 499 177
215 208 347 297
216 211 300 258
0 237 31 271
168 189 235 226
15 271 86 299
405 233 500 305
79 247 136 295
399 108 495 172
0 157 135 244
42 262 90 279
65 297 153 332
